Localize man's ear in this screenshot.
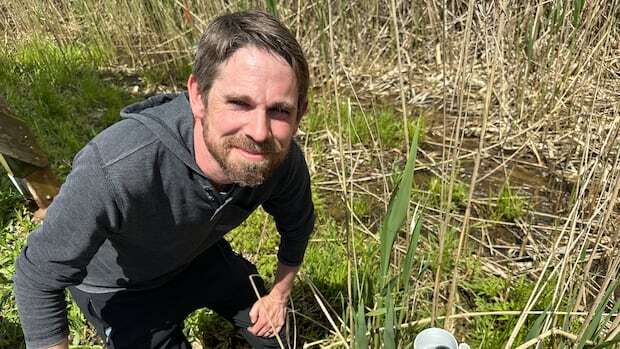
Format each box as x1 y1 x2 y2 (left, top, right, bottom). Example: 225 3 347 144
187 74 206 121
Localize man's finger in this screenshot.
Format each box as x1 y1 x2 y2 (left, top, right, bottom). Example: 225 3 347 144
249 301 259 325
257 319 279 338
255 319 269 337
248 319 263 335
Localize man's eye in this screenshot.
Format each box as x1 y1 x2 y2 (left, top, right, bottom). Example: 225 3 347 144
271 108 291 118
230 100 249 108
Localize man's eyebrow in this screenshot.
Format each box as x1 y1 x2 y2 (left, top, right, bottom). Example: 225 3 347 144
224 94 253 103
268 102 295 112
223 93 295 111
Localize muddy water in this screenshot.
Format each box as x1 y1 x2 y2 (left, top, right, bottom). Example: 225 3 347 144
415 115 575 249
313 113 575 255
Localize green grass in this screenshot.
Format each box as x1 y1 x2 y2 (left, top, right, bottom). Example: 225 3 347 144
0 38 136 177
184 309 247 348
462 261 542 348
0 189 29 349
495 182 526 222
427 176 468 211
304 100 424 150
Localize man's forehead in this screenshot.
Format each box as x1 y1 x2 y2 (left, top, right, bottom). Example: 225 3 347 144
223 45 290 69
214 47 295 85
210 47 299 105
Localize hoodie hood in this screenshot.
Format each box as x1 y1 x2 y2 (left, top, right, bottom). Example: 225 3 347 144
120 92 205 177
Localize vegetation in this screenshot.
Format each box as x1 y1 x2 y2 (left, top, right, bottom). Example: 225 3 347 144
495 183 525 222
1 0 619 348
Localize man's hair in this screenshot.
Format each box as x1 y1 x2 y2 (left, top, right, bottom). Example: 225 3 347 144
192 10 309 115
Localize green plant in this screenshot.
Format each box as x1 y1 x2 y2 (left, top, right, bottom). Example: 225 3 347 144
0 205 33 349
345 118 423 348
495 182 525 221
427 177 467 211
463 263 539 348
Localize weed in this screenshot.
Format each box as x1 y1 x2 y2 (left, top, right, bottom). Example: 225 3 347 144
462 260 538 348
185 309 245 348
0 207 28 349
495 182 525 222
352 197 370 218
226 207 279 279
427 176 468 211
425 226 458 273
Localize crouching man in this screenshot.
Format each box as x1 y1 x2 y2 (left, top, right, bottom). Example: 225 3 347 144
14 10 314 349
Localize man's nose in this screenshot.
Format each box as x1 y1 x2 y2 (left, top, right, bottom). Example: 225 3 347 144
246 110 271 143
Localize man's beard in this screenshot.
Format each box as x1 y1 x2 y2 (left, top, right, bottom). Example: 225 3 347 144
202 120 289 187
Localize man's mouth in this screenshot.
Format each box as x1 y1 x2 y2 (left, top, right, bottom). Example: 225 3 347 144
235 147 269 160
224 136 278 162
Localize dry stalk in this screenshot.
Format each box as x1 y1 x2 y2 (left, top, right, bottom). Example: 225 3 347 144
389 0 409 154
433 0 477 327
505 200 584 348
325 2 355 343
514 328 594 349
445 0 500 330
302 274 350 349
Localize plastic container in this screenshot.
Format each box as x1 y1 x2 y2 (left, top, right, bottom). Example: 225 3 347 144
413 327 470 349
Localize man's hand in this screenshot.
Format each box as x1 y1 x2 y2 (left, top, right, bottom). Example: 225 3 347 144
248 291 287 337
247 262 299 338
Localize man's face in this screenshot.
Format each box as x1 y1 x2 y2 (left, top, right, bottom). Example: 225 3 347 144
190 46 303 187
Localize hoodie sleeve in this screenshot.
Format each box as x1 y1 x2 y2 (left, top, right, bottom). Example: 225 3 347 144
262 143 315 267
13 142 121 349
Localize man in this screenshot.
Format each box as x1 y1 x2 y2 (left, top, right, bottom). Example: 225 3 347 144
14 10 314 349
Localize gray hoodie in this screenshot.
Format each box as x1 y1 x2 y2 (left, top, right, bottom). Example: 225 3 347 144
13 93 315 348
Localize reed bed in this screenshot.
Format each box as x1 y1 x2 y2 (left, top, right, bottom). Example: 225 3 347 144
1 0 620 348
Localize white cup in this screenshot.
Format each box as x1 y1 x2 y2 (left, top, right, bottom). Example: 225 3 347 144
413 327 470 349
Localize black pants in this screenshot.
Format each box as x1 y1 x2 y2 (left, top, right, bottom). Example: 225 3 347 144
69 240 288 349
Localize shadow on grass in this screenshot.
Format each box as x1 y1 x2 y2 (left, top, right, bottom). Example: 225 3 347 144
0 315 25 349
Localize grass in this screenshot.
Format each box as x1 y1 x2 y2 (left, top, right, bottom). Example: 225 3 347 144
0 184 28 349
462 264 544 348
0 39 136 177
495 182 526 222
427 176 467 212
304 100 420 151
1 1 619 348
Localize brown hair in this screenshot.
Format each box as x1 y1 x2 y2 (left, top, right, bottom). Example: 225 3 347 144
192 10 309 116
